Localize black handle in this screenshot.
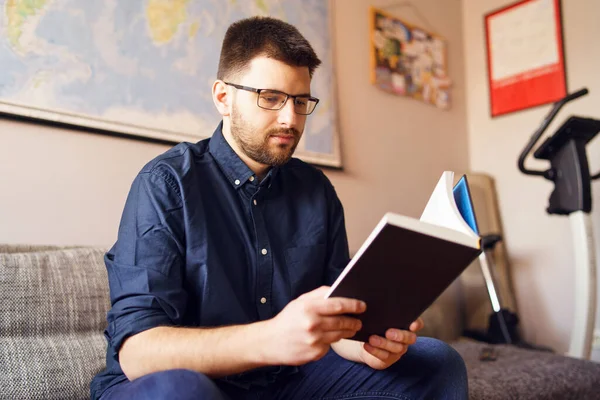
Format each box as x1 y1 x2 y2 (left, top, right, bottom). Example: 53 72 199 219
561 88 588 103
518 88 589 177
482 234 502 251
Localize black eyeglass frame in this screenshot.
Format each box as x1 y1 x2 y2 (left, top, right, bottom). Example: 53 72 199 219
223 82 320 115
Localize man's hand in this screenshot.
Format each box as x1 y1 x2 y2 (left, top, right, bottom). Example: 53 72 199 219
358 318 425 370
263 286 366 366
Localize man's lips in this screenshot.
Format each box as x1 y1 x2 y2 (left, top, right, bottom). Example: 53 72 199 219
270 134 296 144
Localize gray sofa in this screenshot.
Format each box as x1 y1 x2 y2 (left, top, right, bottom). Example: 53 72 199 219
1 243 600 400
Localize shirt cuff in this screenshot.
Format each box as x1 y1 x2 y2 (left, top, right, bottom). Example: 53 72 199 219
107 310 174 360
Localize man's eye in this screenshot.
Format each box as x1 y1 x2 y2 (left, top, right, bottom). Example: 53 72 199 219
263 96 280 103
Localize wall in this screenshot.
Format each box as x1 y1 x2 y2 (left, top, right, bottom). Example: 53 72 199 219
462 0 600 358
1 0 469 254
328 0 468 253
0 120 168 246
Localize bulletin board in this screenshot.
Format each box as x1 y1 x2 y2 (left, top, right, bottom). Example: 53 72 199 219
369 7 452 110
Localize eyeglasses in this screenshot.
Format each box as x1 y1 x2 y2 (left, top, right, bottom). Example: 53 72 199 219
224 82 320 115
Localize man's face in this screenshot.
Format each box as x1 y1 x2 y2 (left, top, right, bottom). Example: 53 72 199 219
229 56 311 167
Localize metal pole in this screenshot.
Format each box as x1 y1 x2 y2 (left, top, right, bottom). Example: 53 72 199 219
567 211 597 359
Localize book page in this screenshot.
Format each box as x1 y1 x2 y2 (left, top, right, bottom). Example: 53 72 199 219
420 171 477 237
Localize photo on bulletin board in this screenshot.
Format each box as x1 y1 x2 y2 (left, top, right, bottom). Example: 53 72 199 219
369 7 452 110
484 0 567 117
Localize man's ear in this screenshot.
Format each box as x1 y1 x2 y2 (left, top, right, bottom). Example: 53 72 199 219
212 80 231 117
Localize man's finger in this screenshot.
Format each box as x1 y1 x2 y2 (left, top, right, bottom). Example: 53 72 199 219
409 318 424 332
311 297 367 316
368 335 406 354
385 329 417 345
317 316 362 332
363 343 392 361
321 330 359 344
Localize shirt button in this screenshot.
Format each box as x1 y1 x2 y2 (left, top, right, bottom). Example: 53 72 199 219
253 199 257 206
234 179 240 185
249 176 255 182
260 297 267 304
261 248 268 255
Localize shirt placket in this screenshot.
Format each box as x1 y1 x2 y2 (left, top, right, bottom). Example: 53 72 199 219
250 187 274 320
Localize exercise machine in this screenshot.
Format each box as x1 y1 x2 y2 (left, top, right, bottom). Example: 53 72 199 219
518 88 600 359
464 88 599 359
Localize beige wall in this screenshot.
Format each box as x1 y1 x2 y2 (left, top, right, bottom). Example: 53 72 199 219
463 0 600 358
329 0 469 253
0 0 468 253
0 120 168 246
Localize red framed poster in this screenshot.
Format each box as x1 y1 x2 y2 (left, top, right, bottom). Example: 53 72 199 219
484 0 566 117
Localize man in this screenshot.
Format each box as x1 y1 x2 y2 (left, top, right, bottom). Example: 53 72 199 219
91 16 468 400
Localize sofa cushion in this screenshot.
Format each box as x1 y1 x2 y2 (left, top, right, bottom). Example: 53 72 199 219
0 332 107 400
452 340 600 400
1 246 111 399
418 278 464 342
0 246 110 336
0 244 83 254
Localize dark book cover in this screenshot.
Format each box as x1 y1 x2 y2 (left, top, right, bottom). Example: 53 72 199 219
329 223 481 343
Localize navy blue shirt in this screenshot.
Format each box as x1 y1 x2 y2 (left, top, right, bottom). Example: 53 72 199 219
91 123 350 399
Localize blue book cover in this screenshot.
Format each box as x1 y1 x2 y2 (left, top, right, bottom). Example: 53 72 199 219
453 175 479 235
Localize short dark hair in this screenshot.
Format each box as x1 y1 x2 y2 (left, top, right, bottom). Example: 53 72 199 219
217 16 322 81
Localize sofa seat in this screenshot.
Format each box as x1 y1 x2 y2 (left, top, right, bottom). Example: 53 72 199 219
452 340 600 400
2 245 600 399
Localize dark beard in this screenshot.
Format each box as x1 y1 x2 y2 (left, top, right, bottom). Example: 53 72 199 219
230 107 300 167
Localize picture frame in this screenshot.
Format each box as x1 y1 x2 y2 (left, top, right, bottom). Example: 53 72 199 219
484 0 567 117
369 7 452 110
0 1 342 168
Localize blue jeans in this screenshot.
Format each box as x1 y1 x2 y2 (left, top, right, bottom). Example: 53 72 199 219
101 337 468 400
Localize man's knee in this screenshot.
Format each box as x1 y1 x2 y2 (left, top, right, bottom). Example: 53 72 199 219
138 369 226 400
418 337 467 379
391 337 468 398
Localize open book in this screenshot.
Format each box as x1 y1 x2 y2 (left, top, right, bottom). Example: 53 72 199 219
325 171 481 342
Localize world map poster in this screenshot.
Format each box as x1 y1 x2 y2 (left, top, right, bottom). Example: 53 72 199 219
0 0 341 167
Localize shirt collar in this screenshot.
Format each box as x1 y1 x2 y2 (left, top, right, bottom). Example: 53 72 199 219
208 121 279 189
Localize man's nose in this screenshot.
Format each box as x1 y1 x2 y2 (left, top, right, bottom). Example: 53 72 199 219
277 98 298 127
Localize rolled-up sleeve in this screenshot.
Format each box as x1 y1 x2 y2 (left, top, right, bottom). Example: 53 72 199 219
104 168 187 360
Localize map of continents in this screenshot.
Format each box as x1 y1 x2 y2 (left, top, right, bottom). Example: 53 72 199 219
0 0 340 166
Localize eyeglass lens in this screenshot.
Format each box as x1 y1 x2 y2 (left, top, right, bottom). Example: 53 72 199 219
258 90 317 115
